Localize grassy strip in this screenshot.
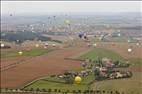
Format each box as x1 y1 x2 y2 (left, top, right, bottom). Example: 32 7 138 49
80 47 125 62
1 48 53 58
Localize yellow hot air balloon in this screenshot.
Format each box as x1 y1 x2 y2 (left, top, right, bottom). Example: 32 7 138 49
74 76 82 84
65 20 70 25
18 51 23 55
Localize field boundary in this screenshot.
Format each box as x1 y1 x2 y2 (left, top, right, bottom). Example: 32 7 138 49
1 88 141 94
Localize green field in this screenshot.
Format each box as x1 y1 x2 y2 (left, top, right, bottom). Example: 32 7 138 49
91 58 142 93
24 74 95 91
80 48 125 62
79 48 142 93
1 48 53 58
23 48 141 93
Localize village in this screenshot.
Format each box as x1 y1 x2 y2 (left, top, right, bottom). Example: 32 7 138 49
52 57 132 84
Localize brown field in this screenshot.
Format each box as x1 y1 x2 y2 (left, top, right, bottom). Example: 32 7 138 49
1 46 88 88
1 41 142 89
0 57 31 68
96 42 142 59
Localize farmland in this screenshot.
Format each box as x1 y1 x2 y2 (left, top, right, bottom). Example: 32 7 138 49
24 74 95 91
1 38 142 94
0 44 87 88
1 48 53 58
80 47 125 61
18 42 142 93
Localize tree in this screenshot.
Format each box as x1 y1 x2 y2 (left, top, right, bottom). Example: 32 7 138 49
5 88 8 92
30 88 34 92
94 68 100 80
42 88 46 92
36 88 40 92
72 90 76 93
78 90 81 93
64 76 74 84
54 89 57 93
58 89 61 93
114 60 119 66
48 88 52 93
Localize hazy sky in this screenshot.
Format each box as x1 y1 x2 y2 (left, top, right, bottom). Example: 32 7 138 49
1 1 142 15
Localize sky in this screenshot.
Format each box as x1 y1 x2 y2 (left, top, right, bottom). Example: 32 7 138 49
1 1 142 15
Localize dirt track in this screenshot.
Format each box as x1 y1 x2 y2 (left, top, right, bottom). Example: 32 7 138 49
1 46 88 88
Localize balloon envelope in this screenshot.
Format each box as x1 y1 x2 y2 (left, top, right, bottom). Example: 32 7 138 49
18 51 23 55
136 43 139 46
65 20 70 24
93 43 97 47
75 76 82 84
35 44 39 47
52 44 56 47
1 43 5 47
128 48 132 52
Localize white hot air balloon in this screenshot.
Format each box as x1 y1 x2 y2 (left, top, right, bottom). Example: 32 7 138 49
118 33 121 37
136 43 140 46
52 44 56 47
1 43 5 48
128 40 130 43
18 51 23 55
93 43 97 47
44 46 47 49
45 43 49 46
65 20 70 25
35 44 39 48
128 48 132 52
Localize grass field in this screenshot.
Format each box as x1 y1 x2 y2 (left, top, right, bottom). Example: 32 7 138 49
91 58 142 93
80 47 125 62
24 74 95 91
79 48 142 93
1 48 53 58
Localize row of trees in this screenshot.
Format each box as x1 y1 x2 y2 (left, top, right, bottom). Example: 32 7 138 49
1 88 140 94
1 31 51 43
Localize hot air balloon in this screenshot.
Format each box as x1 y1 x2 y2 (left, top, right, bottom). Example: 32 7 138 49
35 44 39 48
52 44 56 47
45 43 49 47
65 20 70 25
136 43 140 46
84 35 88 40
128 48 132 52
18 51 23 55
78 33 83 39
93 43 97 47
1 43 5 48
118 33 121 37
74 76 82 84
44 46 47 49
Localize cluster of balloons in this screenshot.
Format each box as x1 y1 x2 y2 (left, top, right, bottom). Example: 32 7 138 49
78 33 88 40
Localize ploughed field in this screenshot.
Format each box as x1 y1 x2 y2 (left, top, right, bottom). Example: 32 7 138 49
1 46 88 88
